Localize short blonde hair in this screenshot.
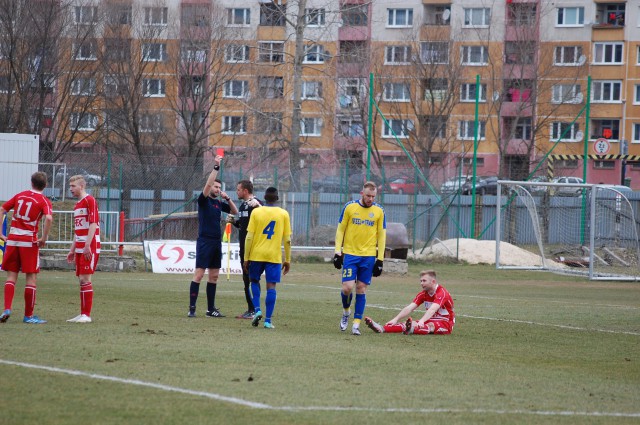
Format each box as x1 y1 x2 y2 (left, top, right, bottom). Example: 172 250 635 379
69 175 86 185
420 270 436 279
363 181 377 191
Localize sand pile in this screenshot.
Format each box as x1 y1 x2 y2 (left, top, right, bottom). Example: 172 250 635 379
409 238 545 267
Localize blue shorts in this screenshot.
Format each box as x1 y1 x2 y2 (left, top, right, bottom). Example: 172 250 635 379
249 262 282 284
195 238 222 270
342 254 375 285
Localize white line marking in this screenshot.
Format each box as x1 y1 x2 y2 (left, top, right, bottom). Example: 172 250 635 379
1 359 638 418
367 304 640 336
460 295 640 310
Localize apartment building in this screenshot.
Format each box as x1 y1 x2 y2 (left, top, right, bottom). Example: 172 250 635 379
4 0 639 187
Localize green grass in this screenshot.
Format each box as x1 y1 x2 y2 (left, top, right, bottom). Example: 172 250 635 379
1 264 639 424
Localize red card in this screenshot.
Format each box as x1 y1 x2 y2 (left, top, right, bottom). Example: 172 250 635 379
216 148 224 158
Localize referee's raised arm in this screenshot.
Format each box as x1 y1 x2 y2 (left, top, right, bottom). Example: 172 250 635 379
203 155 222 197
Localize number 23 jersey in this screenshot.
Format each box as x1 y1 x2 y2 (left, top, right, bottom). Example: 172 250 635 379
246 205 291 264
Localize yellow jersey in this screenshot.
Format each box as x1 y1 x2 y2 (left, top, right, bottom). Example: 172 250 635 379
246 205 291 264
335 200 386 260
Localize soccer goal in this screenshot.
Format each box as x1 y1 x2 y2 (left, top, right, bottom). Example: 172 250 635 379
495 180 640 281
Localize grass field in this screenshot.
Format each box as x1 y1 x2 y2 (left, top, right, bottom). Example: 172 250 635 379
1 263 639 425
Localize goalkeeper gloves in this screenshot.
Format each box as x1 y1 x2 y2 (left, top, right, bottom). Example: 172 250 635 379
372 260 383 277
333 254 343 269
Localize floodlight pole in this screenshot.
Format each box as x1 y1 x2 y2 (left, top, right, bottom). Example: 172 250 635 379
366 72 374 181
470 74 480 238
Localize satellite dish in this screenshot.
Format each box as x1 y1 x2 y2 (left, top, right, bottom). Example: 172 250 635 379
493 91 500 101
442 9 451 21
575 131 584 142
578 55 586 65
575 92 584 103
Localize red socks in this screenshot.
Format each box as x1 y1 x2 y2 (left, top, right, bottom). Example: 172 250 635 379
80 282 93 316
24 285 36 317
4 281 15 310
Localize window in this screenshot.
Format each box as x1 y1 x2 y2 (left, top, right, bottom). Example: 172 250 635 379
305 8 325 26
227 8 250 26
551 122 580 141
424 78 448 100
104 75 128 97
224 80 248 98
140 113 164 133
142 79 166 97
338 78 364 108
71 113 97 131
300 118 322 136
556 7 584 26
182 111 206 130
420 115 447 138
222 116 247 134
505 41 534 64
107 4 132 25
514 118 532 140
255 112 283 134
383 82 411 102
458 120 486 140
459 157 485 167
180 76 204 97
594 43 623 64
385 45 411 64
591 119 620 140
338 117 364 137
144 7 168 25
71 77 96 96
181 44 208 63
552 84 582 104
387 9 413 27
142 43 167 62
633 123 640 143
304 45 326 64
104 38 131 62
181 5 209 27
596 3 625 26
0 75 11 93
461 46 488 65
460 83 486 102
257 76 284 99
258 42 284 63
339 41 366 63
104 110 126 130
594 160 615 169
260 3 285 26
592 81 622 103
424 5 451 26
554 45 583 65
637 46 640 65
556 159 578 168
634 85 640 104
225 44 249 63
383 119 414 138
507 3 536 26
341 4 367 26
420 42 449 64
74 40 97 60
74 6 97 24
464 8 490 27
301 81 322 99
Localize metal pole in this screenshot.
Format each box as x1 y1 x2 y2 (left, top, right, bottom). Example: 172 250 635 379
470 74 480 238
580 75 591 245
367 72 374 181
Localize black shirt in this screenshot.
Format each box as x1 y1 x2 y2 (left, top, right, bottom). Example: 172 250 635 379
234 197 262 248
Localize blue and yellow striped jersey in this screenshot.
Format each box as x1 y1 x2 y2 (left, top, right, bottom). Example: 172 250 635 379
246 205 292 264
335 200 386 260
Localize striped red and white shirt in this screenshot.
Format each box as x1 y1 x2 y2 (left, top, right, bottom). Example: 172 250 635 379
2 190 53 247
73 195 100 254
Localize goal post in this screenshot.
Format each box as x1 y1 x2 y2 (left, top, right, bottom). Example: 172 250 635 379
495 180 640 281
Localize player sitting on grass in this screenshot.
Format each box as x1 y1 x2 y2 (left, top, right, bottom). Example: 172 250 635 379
364 270 454 335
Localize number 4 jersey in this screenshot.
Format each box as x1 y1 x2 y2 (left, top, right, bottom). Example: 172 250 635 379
246 205 291 264
73 195 101 254
2 190 53 247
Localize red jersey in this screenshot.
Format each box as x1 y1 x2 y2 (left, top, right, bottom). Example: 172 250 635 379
73 194 100 254
412 285 455 324
2 190 53 247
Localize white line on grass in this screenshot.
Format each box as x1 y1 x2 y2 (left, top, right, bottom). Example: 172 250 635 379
1 359 639 418
460 295 640 310
367 304 640 336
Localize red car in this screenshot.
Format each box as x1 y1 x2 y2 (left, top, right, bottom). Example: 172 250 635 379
380 176 426 194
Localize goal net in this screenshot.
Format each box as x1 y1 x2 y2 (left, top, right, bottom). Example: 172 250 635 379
495 180 640 281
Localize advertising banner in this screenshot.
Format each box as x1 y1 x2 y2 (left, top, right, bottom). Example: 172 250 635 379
145 240 242 274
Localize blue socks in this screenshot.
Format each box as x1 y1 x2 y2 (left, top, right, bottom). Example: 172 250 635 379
341 292 353 309
265 289 277 323
354 293 366 320
251 282 261 311
189 281 199 308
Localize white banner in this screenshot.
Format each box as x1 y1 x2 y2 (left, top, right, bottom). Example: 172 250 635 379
145 240 243 274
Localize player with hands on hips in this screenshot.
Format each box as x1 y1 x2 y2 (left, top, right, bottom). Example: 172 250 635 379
334 181 386 336
364 270 455 335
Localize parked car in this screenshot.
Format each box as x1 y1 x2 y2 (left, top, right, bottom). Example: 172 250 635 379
528 175 549 195
379 176 427 195
461 176 500 195
55 167 102 187
440 176 469 194
552 176 584 196
312 176 344 193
